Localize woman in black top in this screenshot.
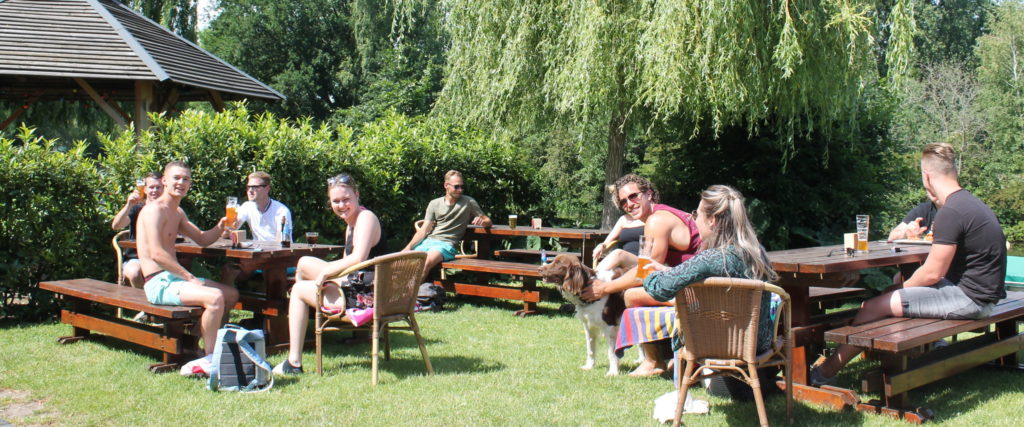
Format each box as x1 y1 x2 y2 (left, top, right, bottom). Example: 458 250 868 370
275 174 388 375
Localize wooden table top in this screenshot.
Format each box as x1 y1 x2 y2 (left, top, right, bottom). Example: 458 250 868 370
768 241 932 274
119 239 344 260
467 225 608 239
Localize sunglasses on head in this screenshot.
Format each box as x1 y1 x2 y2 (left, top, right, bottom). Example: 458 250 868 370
327 174 354 186
618 191 643 209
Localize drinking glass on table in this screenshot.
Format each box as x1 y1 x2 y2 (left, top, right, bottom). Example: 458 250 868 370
855 214 870 253
305 232 319 245
508 214 518 230
225 197 238 229
636 236 653 280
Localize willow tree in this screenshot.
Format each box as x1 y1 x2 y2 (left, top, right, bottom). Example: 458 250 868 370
420 0 915 226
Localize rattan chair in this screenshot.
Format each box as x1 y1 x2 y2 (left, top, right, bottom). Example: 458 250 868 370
112 230 131 288
672 277 793 427
314 251 434 385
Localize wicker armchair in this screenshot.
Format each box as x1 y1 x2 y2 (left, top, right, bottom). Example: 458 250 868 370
112 230 131 288
314 251 433 385
672 277 793 427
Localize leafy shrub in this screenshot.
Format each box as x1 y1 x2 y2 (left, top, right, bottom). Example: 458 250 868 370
0 128 110 320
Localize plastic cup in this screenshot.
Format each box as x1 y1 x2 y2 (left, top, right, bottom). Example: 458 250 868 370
531 217 542 229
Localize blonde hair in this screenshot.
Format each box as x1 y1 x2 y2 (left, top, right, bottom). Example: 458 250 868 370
444 170 463 182
921 143 958 178
697 185 777 282
248 171 271 186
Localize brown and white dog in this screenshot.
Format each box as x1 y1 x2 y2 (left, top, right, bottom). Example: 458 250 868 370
540 254 626 376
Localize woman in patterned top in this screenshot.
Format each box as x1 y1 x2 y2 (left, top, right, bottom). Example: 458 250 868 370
636 185 779 374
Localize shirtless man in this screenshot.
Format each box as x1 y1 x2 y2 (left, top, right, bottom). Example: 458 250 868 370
136 161 239 361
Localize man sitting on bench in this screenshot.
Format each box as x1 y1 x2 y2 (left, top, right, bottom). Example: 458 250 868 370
811 143 1008 386
402 170 492 282
136 161 240 367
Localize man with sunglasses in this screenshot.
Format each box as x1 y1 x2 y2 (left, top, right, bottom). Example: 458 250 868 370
221 171 293 285
403 170 492 281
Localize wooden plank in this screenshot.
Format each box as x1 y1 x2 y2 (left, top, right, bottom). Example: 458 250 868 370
467 225 608 240
41 279 201 318
824 317 911 344
494 249 580 260
61 310 184 354
74 77 127 127
441 259 543 277
873 299 1024 352
848 318 945 348
886 333 1024 395
447 282 541 303
809 287 866 301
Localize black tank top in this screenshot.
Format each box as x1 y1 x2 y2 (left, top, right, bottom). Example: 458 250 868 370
618 225 644 255
344 212 390 260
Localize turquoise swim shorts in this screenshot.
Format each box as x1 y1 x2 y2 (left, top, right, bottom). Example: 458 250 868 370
412 238 457 262
143 270 190 306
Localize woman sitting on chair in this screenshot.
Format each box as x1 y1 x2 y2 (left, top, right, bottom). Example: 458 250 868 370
592 184 645 273
633 185 779 375
274 174 389 375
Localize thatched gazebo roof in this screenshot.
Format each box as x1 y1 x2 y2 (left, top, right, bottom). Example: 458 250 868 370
0 0 284 131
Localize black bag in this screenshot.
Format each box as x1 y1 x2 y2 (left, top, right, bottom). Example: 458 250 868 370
417 283 447 311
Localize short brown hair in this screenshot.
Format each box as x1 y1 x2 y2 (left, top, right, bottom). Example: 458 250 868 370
144 171 161 181
921 143 958 177
612 174 660 205
444 170 463 182
248 171 271 186
163 160 190 174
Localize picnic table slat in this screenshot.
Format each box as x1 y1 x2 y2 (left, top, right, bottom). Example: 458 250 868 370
846 318 945 348
40 278 201 318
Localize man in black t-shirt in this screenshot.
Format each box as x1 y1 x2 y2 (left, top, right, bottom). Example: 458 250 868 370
811 143 1008 386
887 199 938 241
111 172 163 288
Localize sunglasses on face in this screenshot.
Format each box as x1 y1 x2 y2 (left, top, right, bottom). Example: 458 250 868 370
618 191 643 209
247 184 268 191
450 184 465 190
327 174 354 186
691 209 699 220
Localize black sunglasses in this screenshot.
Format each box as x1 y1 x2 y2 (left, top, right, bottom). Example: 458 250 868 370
618 191 643 209
246 184 268 190
450 184 465 190
327 174 354 186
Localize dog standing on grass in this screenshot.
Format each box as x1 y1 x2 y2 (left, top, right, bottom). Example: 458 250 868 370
540 254 626 376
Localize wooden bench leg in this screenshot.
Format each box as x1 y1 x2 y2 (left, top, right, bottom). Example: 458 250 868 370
852 353 934 423
514 278 539 317
58 299 92 344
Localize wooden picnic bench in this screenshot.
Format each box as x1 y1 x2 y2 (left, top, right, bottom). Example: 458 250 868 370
809 286 867 311
436 258 543 316
823 291 1024 422
492 249 580 262
39 278 203 373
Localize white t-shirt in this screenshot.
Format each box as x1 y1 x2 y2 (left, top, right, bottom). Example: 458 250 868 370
237 198 292 241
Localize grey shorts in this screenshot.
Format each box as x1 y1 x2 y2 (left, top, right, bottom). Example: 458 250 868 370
899 278 993 320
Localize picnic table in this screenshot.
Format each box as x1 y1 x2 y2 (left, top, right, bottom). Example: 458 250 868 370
766 242 932 409
436 224 609 315
120 238 344 352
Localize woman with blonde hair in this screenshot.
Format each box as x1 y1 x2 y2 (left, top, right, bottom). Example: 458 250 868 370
273 174 390 375
628 185 778 376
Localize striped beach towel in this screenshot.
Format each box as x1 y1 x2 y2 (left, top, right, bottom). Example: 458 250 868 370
616 306 676 351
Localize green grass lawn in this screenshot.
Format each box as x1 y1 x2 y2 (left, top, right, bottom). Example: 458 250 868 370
2 297 1023 426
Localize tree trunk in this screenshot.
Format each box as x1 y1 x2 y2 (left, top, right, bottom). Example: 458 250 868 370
602 111 626 229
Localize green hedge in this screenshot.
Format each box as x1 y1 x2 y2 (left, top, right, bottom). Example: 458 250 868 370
1 107 541 319
0 128 111 320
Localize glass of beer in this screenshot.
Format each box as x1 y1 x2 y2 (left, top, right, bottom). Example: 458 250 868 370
508 214 518 230
135 178 146 200
225 197 238 228
856 214 870 253
636 236 653 280
306 232 319 245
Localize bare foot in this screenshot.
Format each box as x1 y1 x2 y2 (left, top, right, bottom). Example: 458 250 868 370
628 360 666 377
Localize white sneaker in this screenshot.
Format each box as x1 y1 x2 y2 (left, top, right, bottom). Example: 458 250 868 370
179 354 213 377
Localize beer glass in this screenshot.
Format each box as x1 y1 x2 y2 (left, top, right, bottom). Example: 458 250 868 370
225 197 238 228
636 236 653 280
856 215 870 253
306 232 319 245
508 214 518 230
136 178 146 200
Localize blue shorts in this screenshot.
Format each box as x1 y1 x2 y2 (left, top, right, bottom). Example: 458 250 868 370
413 238 457 262
143 271 190 306
899 278 994 320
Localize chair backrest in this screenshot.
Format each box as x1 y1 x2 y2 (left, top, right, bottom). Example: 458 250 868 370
112 230 130 286
673 277 770 363
372 251 428 319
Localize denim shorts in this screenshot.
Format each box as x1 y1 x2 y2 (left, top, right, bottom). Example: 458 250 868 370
899 278 993 320
412 238 457 262
143 271 191 306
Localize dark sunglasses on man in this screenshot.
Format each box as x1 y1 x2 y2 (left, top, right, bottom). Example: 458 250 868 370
618 191 643 209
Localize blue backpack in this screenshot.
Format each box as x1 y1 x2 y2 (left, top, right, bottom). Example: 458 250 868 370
207 324 273 392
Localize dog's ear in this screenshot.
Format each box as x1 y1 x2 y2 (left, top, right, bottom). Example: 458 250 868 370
565 259 587 295
540 258 567 283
